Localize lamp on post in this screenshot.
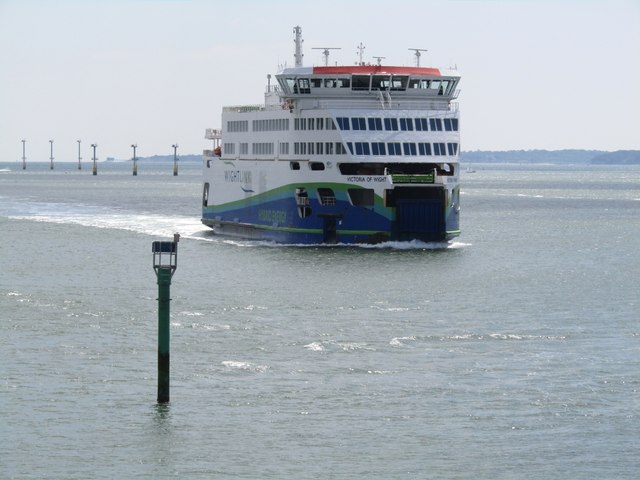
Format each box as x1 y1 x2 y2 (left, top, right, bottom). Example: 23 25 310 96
91 143 98 176
21 139 26 170
131 144 138 176
77 140 82 170
49 139 54 170
172 144 178 176
152 233 180 404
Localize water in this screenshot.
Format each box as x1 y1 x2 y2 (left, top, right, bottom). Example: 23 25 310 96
1 161 639 479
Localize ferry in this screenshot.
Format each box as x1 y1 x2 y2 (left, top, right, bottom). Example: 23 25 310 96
202 26 461 244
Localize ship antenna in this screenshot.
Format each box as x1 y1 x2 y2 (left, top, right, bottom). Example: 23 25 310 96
408 48 428 67
293 26 304 67
356 42 366 66
312 47 342 66
372 56 385 66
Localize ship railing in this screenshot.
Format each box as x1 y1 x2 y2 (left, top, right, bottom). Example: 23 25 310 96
313 99 457 111
203 149 216 157
319 196 336 206
205 128 222 139
223 103 288 113
388 170 437 185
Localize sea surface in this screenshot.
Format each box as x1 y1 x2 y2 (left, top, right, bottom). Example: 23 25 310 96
1 160 638 479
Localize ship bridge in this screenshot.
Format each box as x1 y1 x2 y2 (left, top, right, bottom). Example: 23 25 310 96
275 65 460 109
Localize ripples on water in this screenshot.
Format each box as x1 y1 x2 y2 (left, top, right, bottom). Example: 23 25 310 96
1 162 639 479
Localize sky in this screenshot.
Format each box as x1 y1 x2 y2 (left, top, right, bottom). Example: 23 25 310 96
1 0 639 162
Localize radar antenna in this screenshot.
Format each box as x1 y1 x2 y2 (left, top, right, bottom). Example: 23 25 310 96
356 42 366 66
293 26 304 67
408 48 428 67
312 47 342 66
372 56 386 66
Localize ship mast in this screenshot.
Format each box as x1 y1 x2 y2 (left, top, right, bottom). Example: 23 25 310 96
408 48 428 67
356 42 366 66
293 25 304 67
312 47 341 66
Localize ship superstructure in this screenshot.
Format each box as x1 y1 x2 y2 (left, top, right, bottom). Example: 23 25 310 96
202 26 461 244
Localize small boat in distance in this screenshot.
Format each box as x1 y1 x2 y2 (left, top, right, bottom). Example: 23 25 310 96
202 26 461 244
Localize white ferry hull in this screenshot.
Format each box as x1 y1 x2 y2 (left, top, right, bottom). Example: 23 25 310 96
202 157 460 244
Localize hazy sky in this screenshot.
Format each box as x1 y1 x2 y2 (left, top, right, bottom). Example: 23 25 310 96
1 0 639 161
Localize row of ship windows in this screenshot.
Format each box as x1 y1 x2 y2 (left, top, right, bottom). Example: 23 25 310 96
225 117 458 133
336 117 458 132
221 141 459 157
348 141 458 156
227 118 337 133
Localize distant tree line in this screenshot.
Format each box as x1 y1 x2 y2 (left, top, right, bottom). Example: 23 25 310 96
460 149 640 165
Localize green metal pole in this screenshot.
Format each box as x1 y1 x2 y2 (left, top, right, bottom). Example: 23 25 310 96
157 267 172 403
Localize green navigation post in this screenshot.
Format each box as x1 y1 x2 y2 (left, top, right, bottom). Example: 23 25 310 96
152 233 180 404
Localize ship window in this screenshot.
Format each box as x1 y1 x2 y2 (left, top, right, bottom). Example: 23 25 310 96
447 143 458 156
227 120 248 132
355 142 370 156
430 118 443 131
240 143 249 154
317 188 336 206
308 142 315 155
346 142 354 154
336 143 347 155
337 78 350 88
295 118 308 130
317 118 324 130
311 78 322 88
371 75 390 91
309 162 325 171
279 142 289 155
409 78 430 89
348 188 374 207
444 119 454 131
290 161 300 170
336 117 350 130
285 78 296 93
403 143 417 156
433 143 446 155
368 118 383 131
202 183 209 207
316 142 324 155
325 142 334 155
387 142 402 155
371 142 386 156
351 117 366 130
352 75 370 91
391 75 408 91
415 118 429 131
418 143 432 156
296 78 311 94
446 118 458 131
400 118 414 131
327 118 337 130
384 118 399 131
324 79 336 88
439 80 450 95
252 143 274 155
223 143 235 155
294 142 307 155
